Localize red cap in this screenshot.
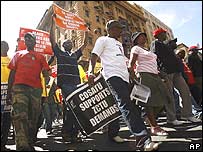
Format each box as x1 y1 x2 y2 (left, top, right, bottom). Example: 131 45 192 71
153 28 167 37
188 46 198 51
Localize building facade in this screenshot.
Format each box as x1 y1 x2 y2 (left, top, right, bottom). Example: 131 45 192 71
139 4 174 44
37 1 175 68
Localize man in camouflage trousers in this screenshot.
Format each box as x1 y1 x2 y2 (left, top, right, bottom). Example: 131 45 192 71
7 32 50 151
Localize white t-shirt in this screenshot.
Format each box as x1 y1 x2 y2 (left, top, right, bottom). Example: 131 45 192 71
92 36 129 83
130 45 158 74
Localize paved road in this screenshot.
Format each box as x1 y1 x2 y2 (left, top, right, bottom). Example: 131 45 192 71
6 116 202 151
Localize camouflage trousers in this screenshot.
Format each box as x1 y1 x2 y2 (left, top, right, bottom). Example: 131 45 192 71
11 84 42 151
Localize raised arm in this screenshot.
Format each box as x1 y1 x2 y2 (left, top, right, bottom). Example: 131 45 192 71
88 53 99 85
79 30 88 51
50 14 57 49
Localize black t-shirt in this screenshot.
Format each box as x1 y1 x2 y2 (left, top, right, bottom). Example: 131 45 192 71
150 40 183 74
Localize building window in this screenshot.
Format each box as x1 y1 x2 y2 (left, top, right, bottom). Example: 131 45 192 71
104 30 107 36
96 16 100 22
97 28 101 35
85 10 89 17
88 37 93 45
102 18 105 25
87 23 91 30
64 33 67 39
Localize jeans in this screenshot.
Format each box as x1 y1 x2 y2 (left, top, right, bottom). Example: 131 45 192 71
61 84 80 137
107 76 149 137
163 73 193 121
1 112 11 147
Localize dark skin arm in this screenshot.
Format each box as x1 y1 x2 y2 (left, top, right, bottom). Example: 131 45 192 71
78 30 88 51
88 53 98 86
128 53 138 80
50 14 57 49
7 70 16 104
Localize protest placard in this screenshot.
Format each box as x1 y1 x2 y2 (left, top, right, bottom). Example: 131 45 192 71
17 27 53 55
65 74 122 135
1 83 12 113
52 3 88 31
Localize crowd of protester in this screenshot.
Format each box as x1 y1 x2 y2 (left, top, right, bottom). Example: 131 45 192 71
1 13 202 151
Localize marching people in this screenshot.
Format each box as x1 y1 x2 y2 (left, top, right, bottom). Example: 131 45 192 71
41 76 59 134
1 41 12 151
49 14 88 143
128 32 168 136
88 20 159 151
150 28 201 125
187 45 202 104
176 49 202 106
7 32 51 151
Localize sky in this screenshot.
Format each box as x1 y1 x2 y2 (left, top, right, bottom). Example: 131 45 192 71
1 1 202 58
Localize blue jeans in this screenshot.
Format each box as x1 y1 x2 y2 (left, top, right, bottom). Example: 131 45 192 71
107 76 149 137
61 84 80 137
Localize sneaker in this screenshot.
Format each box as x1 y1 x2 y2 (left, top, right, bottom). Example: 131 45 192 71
151 126 168 136
167 119 183 125
181 116 201 123
144 142 159 151
135 135 159 151
110 136 125 143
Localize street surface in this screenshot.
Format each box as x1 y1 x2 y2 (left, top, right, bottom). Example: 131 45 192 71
5 116 202 151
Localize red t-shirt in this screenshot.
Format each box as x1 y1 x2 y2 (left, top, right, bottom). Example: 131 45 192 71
182 60 195 85
8 50 50 88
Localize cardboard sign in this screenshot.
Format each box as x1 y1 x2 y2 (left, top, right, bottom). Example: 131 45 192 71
17 27 53 55
53 3 88 31
1 83 12 113
65 74 122 135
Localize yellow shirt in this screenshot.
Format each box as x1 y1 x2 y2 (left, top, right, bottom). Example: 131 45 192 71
41 73 47 97
1 57 10 83
78 65 87 83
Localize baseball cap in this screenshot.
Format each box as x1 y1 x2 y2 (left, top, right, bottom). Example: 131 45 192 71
106 20 125 31
24 32 36 40
131 32 147 43
153 28 167 37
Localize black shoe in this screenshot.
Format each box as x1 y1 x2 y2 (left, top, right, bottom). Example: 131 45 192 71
1 146 11 151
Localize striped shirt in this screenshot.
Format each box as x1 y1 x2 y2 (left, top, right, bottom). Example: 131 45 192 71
131 46 158 74
53 44 82 87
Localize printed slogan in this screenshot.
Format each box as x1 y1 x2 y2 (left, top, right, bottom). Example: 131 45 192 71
65 74 122 135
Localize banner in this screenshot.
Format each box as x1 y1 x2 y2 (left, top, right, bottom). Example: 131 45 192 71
53 3 88 31
65 74 122 135
1 83 12 113
17 27 53 55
